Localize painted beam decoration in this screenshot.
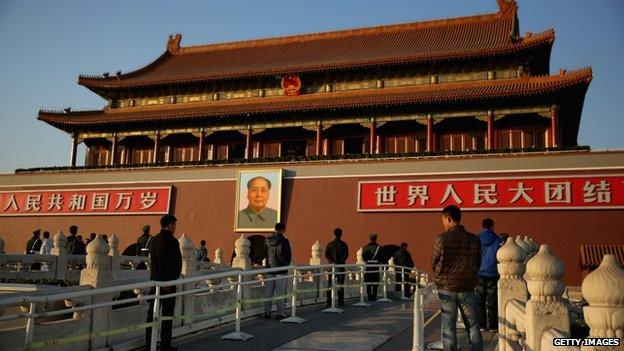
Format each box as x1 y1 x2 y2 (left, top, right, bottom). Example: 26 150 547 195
358 175 624 211
0 186 171 216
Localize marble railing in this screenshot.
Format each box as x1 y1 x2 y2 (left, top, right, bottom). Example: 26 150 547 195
497 236 624 351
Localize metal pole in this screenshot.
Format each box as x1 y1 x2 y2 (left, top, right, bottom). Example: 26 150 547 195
221 273 254 340
412 288 424 351
24 301 36 349
235 273 242 332
353 264 371 307
150 285 161 351
281 268 306 323
322 265 344 313
378 265 392 302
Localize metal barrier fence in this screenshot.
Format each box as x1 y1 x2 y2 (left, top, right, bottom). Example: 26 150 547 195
0 263 433 351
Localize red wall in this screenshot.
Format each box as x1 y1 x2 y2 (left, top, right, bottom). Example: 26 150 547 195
2 169 622 285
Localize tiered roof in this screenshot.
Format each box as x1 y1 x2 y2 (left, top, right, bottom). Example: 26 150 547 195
77 1 550 91
40 68 592 132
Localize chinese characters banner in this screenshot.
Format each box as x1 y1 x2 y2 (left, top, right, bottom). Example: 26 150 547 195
359 176 624 211
0 187 171 216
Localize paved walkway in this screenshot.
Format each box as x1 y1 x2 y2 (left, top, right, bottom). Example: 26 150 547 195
172 299 498 351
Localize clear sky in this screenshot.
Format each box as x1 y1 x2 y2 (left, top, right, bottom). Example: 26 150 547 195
0 0 622 173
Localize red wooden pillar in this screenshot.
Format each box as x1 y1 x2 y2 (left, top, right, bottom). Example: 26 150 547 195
375 135 381 154
110 135 117 166
198 131 205 161
369 121 376 154
70 133 78 167
551 104 559 148
426 115 434 152
245 129 252 159
152 132 160 163
487 111 494 150
315 124 322 156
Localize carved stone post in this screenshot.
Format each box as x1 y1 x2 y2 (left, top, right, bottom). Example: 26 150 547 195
232 234 251 270
387 257 396 292
497 237 528 351
524 245 568 351
108 234 120 280
214 247 224 266
0 236 5 254
80 235 112 349
179 234 196 325
51 231 67 280
582 254 624 348
356 247 365 265
310 241 322 265
308 240 323 295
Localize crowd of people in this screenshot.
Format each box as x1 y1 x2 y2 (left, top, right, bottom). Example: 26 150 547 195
22 205 507 351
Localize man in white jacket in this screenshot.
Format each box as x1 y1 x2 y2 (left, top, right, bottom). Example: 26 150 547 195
39 231 53 255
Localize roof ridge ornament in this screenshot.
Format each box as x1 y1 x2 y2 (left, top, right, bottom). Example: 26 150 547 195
497 0 517 14
167 33 182 54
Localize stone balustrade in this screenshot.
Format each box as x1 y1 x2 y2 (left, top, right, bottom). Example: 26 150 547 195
0 233 371 351
498 236 624 351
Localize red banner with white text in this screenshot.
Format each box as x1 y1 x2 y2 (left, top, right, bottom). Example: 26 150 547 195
0 187 171 216
358 176 624 211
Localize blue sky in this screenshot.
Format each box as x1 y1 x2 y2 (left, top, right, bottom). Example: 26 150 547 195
0 0 622 173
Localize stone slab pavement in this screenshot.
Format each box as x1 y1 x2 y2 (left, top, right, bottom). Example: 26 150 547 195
172 299 432 351
165 298 498 351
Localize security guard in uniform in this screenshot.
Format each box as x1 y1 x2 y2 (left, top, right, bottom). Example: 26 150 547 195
362 233 382 301
136 225 152 257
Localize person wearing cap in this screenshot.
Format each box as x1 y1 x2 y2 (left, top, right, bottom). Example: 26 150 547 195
26 229 42 254
136 225 152 257
325 228 349 307
146 214 181 351
362 233 381 301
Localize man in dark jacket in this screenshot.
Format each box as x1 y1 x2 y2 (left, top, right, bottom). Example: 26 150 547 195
325 228 349 307
362 233 381 301
145 214 181 351
263 222 291 319
26 229 42 254
66 225 79 255
432 205 482 351
392 242 414 298
136 225 152 257
476 218 502 331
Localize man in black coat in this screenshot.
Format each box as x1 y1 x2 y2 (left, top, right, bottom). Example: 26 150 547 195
362 233 381 301
26 229 42 254
145 214 181 351
392 242 415 298
324 228 349 307
263 222 291 319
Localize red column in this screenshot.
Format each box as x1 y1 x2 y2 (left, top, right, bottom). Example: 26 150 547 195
487 112 494 150
198 131 205 161
426 115 434 152
152 133 160 163
315 125 322 156
245 129 252 159
70 133 78 167
551 104 559 148
110 135 117 166
369 122 376 154
375 135 381 154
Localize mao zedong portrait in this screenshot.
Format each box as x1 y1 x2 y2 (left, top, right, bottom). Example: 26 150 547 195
238 176 278 229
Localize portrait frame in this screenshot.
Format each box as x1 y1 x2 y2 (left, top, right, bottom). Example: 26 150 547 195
234 169 283 232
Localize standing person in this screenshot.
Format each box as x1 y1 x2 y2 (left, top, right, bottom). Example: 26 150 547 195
263 222 291 319
39 231 53 255
85 233 96 245
145 214 181 351
392 242 415 298
476 218 502 331
196 240 209 262
26 229 42 254
73 236 87 255
66 225 79 255
432 205 483 351
362 233 381 301
324 228 349 307
136 225 152 257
